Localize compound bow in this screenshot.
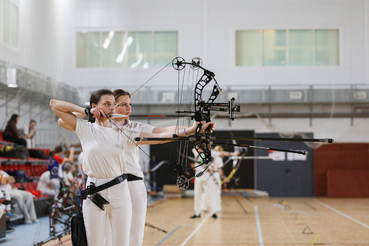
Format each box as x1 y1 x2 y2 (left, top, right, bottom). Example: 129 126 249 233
133 57 333 190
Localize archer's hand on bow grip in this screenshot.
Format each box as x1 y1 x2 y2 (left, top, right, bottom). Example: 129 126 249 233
200 121 215 134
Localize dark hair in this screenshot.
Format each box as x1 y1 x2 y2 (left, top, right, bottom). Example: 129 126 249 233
54 145 63 153
48 145 63 165
113 89 131 102
29 119 36 124
8 114 19 123
88 89 114 122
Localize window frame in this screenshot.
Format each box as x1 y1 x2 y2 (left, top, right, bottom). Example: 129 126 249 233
234 27 342 69
75 29 178 70
0 0 19 49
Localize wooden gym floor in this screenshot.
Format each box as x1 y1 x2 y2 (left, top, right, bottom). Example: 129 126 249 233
44 196 369 246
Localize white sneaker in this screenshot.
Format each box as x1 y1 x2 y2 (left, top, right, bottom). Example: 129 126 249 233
33 219 40 223
24 220 32 224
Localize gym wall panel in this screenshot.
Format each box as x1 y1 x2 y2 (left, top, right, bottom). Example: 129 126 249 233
327 170 369 197
314 143 369 196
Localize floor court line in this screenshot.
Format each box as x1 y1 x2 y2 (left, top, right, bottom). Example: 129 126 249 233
155 225 181 246
314 199 369 229
254 205 264 246
180 213 212 246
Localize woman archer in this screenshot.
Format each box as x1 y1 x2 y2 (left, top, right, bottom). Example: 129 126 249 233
50 88 214 246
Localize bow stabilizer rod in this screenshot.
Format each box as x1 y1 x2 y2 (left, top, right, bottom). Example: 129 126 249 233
211 141 308 156
210 136 334 143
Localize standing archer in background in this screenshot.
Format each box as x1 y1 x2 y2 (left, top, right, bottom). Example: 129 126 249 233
48 145 75 197
190 146 218 219
211 145 239 214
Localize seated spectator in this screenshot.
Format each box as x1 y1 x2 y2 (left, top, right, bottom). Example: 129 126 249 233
0 170 15 233
61 162 74 187
0 170 39 224
23 120 37 149
3 114 27 147
37 171 58 197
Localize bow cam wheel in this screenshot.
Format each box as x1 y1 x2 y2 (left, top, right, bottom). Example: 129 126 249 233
191 57 202 70
177 175 189 191
172 57 186 71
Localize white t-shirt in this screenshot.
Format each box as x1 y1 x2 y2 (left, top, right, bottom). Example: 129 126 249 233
23 126 36 149
211 151 224 170
0 170 11 196
74 117 140 179
37 171 51 190
119 120 155 178
62 171 74 186
77 151 84 175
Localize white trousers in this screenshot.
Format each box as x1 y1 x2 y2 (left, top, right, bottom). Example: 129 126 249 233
212 172 222 212
10 189 37 221
128 180 147 246
83 177 132 246
194 178 215 215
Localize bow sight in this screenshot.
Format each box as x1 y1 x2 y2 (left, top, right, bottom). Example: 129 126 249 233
172 57 241 122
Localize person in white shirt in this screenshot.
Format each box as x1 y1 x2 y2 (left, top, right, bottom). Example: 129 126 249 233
190 147 218 219
23 120 37 149
37 171 58 197
61 162 74 186
112 89 202 246
0 170 38 224
210 145 237 214
51 88 213 246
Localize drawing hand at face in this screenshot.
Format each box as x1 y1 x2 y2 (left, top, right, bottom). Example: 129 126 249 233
90 107 106 118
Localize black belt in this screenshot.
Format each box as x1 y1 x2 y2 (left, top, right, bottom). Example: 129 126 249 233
127 174 143 182
81 173 128 199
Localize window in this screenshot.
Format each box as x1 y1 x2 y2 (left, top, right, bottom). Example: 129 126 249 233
289 30 313 66
315 29 339 66
76 31 178 68
0 0 19 48
236 29 339 66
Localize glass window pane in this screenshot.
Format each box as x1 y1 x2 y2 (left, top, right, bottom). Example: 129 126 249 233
76 32 101 67
3 0 10 44
262 30 286 66
236 30 261 66
127 31 152 69
102 31 130 68
289 30 312 66
10 2 18 47
154 31 177 68
315 29 339 66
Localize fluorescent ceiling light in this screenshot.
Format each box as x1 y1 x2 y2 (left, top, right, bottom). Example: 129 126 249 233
7 83 18 88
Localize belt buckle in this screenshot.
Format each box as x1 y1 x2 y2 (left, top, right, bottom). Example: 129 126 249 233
117 175 124 183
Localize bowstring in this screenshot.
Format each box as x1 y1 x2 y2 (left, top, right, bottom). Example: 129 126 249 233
115 60 174 109
176 64 201 177
109 119 151 159
109 59 174 162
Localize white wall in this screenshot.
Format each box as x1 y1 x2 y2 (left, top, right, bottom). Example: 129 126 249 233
1 0 368 145
0 0 74 80
59 0 368 88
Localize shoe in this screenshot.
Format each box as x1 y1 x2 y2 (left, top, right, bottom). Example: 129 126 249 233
212 214 217 219
32 219 40 223
190 214 200 219
6 225 15 233
24 220 32 224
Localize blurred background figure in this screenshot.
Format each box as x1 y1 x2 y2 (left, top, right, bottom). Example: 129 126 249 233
3 114 26 147
23 120 37 149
